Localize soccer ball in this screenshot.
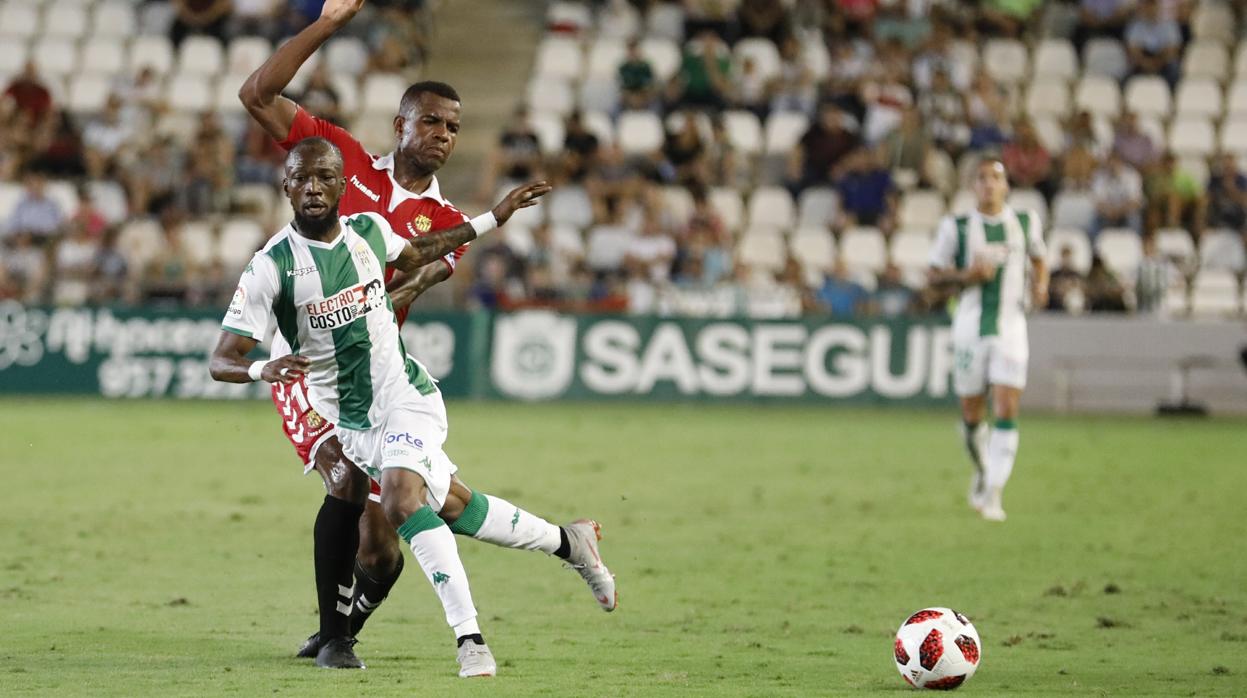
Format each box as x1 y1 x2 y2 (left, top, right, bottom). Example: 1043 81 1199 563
893 607 981 690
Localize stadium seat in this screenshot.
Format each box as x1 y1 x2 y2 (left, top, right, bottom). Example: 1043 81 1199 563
737 227 787 273
661 186 694 225
1180 155 1210 190
117 218 164 272
597 1 639 39
501 223 535 257
0 37 28 74
734 38 781 83
1163 277 1189 315
545 185 594 229
154 112 199 147
585 224 633 270
361 73 406 115
797 187 839 228
617 110 663 154
1074 74 1121 117
214 74 250 114
181 220 217 268
578 75 620 113
177 35 225 76
1236 41 1247 76
1007 188 1048 224
1227 80 1247 117
129 36 175 75
1199 229 1246 272
0 3 40 39
1124 76 1171 119
1183 41 1229 81
138 1 176 36
1051 191 1095 236
166 75 212 113
0 181 22 222
1031 115 1067 153
1096 229 1143 281
32 38 79 78
644 3 684 43
230 183 276 223
746 186 796 230
889 228 932 272
801 35 831 81
527 110 565 155
1046 228 1093 274
39 180 73 225
840 226 887 274
789 226 835 281
550 224 586 259
586 38 626 77
983 38 1028 85
1174 77 1223 118
1083 38 1129 80
227 37 272 75
81 37 127 76
546 1 592 34
1168 117 1216 158
581 110 614 145
534 35 583 81
1192 1 1235 45
1190 270 1241 316
763 111 809 155
526 77 575 116
93 0 137 37
722 110 762 155
709 187 744 231
897 189 945 231
67 74 111 115
325 37 369 76
1032 38 1078 80
217 218 265 270
43 0 88 39
85 180 127 225
1025 79 1071 119
1156 227 1197 268
639 37 680 82
949 188 977 215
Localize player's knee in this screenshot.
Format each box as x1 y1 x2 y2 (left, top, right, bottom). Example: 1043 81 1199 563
358 517 403 573
379 473 427 530
437 478 471 524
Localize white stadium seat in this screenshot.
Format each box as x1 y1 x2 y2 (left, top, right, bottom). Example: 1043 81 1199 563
1025 79 1071 119
708 187 744 231
746 186 795 230
545 185 594 229
527 110 565 155
214 74 250 114
764 111 809 155
645 2 684 42
581 110 614 145
737 227 786 273
138 1 176 36
87 180 129 225
1174 77 1223 118
1155 228 1196 268
1192 1 1235 45
1168 117 1216 158
578 75 620 113
0 182 22 223
1236 40 1247 76
526 77 574 116
32 38 79 78
801 35 831 81
639 37 680 82
722 110 762 155
889 228 932 272
789 226 835 283
840 226 887 274
982 38 1028 84
227 37 272 75
94 0 137 37
586 38 625 77
1199 229 1246 272
81 37 127 76
0 3 40 39
67 74 111 114
1183 40 1229 81
1221 116 1247 155
1096 229 1143 281
1190 270 1241 316
44 180 77 221
734 38 782 83
177 35 225 76
181 220 218 268
1075 74 1121 117
1032 38 1078 80
950 188 977 215
325 37 369 76
660 186 694 225
616 110 663 154
897 189 945 231
534 35 583 81
1124 75 1171 119
586 224 633 270
129 36 175 75
117 219 163 271
0 37 28 74
546 1 592 33
1007 188 1048 224
166 75 212 113
1047 228 1093 274
797 187 839 228
217 218 265 270
1164 277 1189 315
1083 38 1129 80
44 0 89 39
1052 191 1096 235
361 73 406 115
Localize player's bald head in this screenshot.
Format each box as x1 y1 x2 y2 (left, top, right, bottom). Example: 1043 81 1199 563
285 137 343 175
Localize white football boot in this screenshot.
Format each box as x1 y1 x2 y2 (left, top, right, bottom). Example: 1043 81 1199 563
564 519 617 611
979 488 1007 522
456 639 496 678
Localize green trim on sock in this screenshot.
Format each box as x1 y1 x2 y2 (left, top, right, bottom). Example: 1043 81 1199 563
449 490 489 536
995 418 1017 430
397 506 443 543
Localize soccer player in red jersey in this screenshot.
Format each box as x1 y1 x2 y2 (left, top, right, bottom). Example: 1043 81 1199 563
239 0 554 669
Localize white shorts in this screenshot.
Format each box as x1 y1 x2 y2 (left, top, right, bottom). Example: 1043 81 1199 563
336 390 459 512
953 333 1028 396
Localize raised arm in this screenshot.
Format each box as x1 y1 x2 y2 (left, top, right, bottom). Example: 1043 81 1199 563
238 0 364 140
209 331 310 385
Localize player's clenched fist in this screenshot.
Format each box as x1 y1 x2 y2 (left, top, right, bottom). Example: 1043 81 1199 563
264 355 312 384
320 0 364 26
491 181 553 225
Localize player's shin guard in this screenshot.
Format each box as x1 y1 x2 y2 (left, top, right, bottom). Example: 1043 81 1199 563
349 556 402 636
398 506 480 634
314 495 364 640
986 419 1019 490
448 490 561 555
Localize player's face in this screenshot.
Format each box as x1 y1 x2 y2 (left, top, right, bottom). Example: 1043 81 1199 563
395 94 461 172
284 148 345 223
973 161 1009 209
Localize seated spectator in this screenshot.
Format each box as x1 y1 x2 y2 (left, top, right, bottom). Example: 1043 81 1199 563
114 67 164 135
1001 118 1053 198
170 0 233 47
52 221 100 306
733 56 770 119
911 20 973 93
624 220 677 283
835 147 896 231
127 137 184 215
917 69 970 156
683 0 738 42
93 227 131 304
682 186 733 286
368 6 429 74
30 109 85 177
1143 152 1205 235
661 112 707 185
704 115 742 188
879 106 932 183
822 40 871 120
70 185 109 240
768 35 817 117
141 207 201 304
1135 233 1178 313
668 30 732 112
1111 112 1159 172
1084 254 1128 311
1060 144 1099 192
978 0 1043 37
815 258 869 317
6 170 65 246
183 113 235 215
479 106 543 201
831 0 879 39
236 120 287 185
1092 152 1144 234
1047 246 1087 313
1125 0 1182 87
618 39 657 112
738 0 790 44
3 61 53 124
1074 0 1134 52
1205 153 1247 233
561 111 601 184
1064 110 1099 152
298 65 343 125
1 232 47 302
872 263 916 317
859 67 913 145
229 0 281 40
964 71 1010 152
82 96 135 179
785 102 860 194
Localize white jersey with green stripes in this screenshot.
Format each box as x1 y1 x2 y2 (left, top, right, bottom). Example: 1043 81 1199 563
222 212 435 430
929 206 1046 343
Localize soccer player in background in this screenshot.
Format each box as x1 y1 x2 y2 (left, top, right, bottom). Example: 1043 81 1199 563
928 159 1049 522
237 0 584 668
210 139 614 677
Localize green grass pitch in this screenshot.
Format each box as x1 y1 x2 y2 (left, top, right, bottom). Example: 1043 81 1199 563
1 399 1245 696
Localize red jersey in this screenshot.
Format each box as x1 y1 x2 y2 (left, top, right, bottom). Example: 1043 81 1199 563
278 107 470 326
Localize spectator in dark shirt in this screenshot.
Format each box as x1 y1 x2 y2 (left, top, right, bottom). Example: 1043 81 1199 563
786 102 860 194
1047 246 1086 312
562 111 600 183
668 30 732 111
1205 153 1247 232
1085 254 1128 312
480 106 543 201
618 39 657 111
738 0 790 44
2 61 52 123
1125 0 1182 87
170 0 233 47
835 147 896 231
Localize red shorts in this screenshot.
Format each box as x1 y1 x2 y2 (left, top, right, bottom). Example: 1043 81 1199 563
271 378 381 501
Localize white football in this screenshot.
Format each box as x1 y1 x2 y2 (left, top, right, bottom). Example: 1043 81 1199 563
893 607 981 690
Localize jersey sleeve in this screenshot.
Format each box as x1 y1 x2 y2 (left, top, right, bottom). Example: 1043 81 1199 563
929 216 958 269
1024 210 1047 259
430 202 471 274
278 107 373 166
370 211 408 263
222 253 279 339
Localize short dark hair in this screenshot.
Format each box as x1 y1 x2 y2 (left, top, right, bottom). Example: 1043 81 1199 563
399 80 461 116
287 136 343 167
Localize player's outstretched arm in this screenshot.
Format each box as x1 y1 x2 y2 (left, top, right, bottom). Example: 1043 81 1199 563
209 331 309 384
238 0 364 140
1030 255 1050 309
387 261 450 311
391 181 552 272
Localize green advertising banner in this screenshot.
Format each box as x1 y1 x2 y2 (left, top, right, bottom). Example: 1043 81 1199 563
0 303 955 405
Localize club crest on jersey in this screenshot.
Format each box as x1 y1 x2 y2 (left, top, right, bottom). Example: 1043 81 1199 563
353 242 376 273
412 214 432 233
227 285 246 317
306 278 386 330
305 408 324 429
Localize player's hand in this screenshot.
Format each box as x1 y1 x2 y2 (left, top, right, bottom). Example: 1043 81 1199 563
964 258 998 285
263 354 310 384
491 181 552 225
320 0 364 27
1032 283 1049 310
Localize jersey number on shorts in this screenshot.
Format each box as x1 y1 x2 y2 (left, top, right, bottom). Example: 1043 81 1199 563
275 380 310 444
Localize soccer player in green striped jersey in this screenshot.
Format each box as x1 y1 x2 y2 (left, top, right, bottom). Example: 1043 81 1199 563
211 139 616 678
928 159 1049 522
